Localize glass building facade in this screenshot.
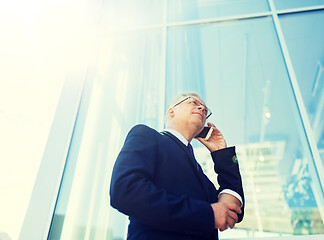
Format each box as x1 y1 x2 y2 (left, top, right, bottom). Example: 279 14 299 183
18 0 324 239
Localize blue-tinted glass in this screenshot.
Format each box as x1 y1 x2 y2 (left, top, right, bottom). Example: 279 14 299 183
48 30 163 240
167 16 324 236
274 0 324 10
168 0 269 23
280 10 324 156
279 9 324 206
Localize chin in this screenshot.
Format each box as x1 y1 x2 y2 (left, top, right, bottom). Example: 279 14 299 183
193 120 204 131
189 116 205 128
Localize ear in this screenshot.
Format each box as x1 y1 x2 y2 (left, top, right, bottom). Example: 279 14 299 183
168 107 175 118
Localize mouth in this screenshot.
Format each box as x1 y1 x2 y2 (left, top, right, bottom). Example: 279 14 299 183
193 112 203 118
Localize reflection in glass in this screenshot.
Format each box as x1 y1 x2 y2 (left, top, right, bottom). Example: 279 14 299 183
279 10 324 234
279 10 324 161
168 0 269 23
48 30 163 240
167 16 324 237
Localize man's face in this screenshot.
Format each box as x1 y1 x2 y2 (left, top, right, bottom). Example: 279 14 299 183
171 96 208 129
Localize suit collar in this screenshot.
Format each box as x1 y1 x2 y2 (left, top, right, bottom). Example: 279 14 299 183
163 128 189 146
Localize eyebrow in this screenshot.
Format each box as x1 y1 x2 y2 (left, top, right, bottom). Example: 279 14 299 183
190 97 207 108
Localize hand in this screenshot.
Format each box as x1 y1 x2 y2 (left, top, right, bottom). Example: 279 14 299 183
218 193 242 208
197 123 227 152
210 202 241 231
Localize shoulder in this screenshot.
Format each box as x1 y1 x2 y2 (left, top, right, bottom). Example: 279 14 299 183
123 124 162 148
129 124 155 133
128 124 160 137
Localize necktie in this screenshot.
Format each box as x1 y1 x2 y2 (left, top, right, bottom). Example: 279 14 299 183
187 143 200 172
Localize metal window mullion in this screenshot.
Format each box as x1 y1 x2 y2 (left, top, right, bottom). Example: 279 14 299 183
159 0 167 130
19 77 86 240
268 0 324 221
167 11 272 28
100 6 324 34
277 5 324 15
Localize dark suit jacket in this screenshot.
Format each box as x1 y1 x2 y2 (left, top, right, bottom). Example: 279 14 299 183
110 124 244 240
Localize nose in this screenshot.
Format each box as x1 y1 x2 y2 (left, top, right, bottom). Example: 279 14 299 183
197 105 207 116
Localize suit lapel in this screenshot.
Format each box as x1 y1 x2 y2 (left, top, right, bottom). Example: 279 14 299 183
161 131 197 170
161 131 211 200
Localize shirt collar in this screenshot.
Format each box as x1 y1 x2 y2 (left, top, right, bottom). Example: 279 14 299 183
163 128 189 146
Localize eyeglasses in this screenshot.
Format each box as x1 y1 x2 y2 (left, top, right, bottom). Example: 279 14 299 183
173 96 212 119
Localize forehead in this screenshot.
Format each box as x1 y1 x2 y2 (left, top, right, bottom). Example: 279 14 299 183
183 95 206 106
169 94 206 108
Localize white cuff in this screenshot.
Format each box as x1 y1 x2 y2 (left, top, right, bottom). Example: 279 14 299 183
218 189 243 207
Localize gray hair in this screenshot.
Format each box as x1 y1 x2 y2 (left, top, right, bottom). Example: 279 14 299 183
164 91 204 125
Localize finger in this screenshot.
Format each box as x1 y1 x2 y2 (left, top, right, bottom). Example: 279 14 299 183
226 203 242 214
227 216 236 229
227 209 239 223
196 137 206 144
207 123 221 133
207 123 218 132
214 217 227 230
210 128 223 138
197 135 213 144
219 225 228 232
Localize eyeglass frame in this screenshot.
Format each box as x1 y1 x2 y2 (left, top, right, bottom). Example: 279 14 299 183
172 96 212 119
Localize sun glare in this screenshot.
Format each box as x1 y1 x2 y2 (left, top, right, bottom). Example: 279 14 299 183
0 0 100 239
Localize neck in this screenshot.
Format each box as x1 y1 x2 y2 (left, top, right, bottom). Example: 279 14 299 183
166 122 201 143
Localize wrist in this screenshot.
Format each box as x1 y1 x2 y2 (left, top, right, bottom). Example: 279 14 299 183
209 145 227 152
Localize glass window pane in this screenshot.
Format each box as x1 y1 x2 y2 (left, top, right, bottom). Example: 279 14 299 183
48 30 163 240
166 16 324 237
280 10 324 162
279 9 324 195
0 2 69 238
0 81 64 240
273 0 324 10
168 0 269 23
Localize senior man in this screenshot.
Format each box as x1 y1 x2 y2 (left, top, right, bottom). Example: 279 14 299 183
110 92 244 240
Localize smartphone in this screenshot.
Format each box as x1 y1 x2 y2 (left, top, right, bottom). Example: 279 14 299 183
194 127 213 140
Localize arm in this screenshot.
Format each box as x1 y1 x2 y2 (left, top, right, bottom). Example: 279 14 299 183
110 125 215 236
208 147 245 231
211 146 245 224
197 123 245 224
